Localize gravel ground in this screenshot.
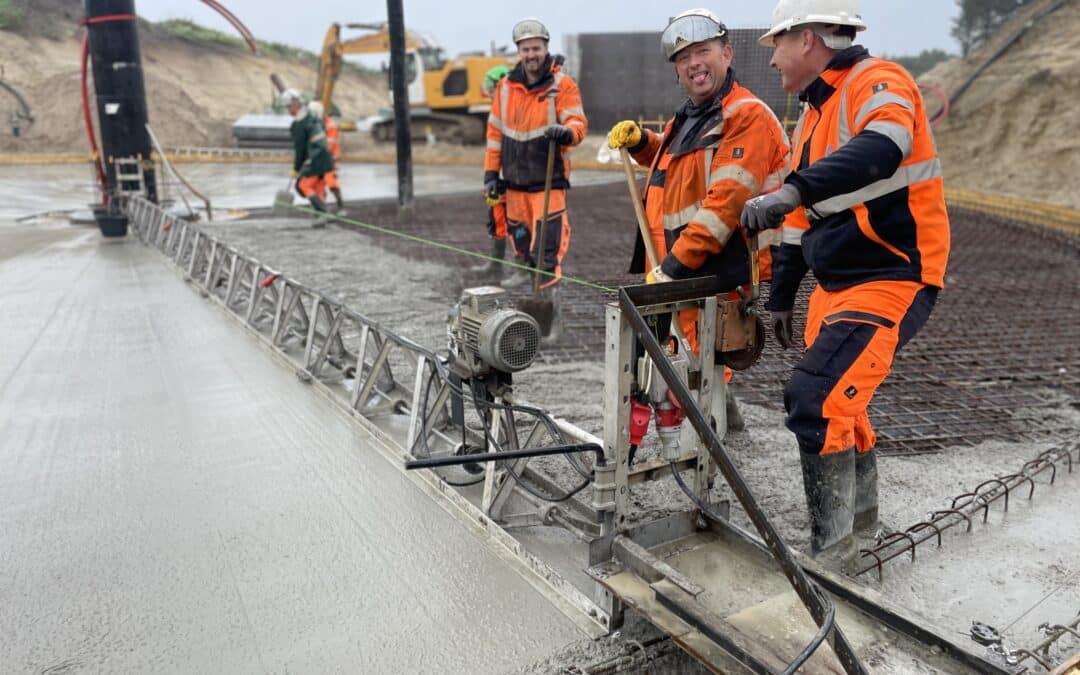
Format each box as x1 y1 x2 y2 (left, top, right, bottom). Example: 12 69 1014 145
195 187 1080 672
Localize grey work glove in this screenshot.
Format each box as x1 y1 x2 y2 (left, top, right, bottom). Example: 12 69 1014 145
544 124 575 145
771 309 795 350
740 184 802 234
483 170 499 202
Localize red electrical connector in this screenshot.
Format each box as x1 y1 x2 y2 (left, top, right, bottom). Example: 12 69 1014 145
629 399 652 446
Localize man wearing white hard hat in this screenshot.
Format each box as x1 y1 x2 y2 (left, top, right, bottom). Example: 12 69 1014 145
741 0 950 570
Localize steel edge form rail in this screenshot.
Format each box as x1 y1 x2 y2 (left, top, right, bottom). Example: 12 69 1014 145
122 196 611 638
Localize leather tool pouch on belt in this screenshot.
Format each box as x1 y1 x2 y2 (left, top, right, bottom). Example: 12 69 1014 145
714 233 765 371
715 300 764 370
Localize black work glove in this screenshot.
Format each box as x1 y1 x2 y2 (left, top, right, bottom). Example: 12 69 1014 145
771 309 795 350
483 170 500 202
544 124 575 146
740 184 802 234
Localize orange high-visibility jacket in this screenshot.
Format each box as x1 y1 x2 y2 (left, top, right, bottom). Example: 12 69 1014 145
768 47 950 312
323 115 341 161
484 58 587 192
629 75 790 290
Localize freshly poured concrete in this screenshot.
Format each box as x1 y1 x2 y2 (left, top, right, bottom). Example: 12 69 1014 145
0 229 584 673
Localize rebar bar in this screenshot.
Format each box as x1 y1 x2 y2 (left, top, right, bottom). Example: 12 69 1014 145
856 443 1079 579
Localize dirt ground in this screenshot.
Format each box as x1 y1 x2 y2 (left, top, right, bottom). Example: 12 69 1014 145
920 0 1080 209
0 22 387 153
194 182 1079 672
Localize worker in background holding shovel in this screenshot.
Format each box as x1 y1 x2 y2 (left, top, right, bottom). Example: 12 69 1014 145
282 89 333 228
484 18 588 339
607 9 791 428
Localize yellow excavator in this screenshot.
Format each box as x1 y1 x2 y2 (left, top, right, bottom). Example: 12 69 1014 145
317 22 516 144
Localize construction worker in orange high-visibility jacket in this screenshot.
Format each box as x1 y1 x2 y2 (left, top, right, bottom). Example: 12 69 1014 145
742 0 950 572
607 8 791 435
484 18 588 335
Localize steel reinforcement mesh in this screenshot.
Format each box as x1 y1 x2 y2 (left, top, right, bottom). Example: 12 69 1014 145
341 183 1079 455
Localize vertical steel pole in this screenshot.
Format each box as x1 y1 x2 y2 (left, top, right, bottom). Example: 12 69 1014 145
386 0 414 219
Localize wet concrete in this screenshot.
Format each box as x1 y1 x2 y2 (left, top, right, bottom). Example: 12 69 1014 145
0 230 585 673
0 162 620 220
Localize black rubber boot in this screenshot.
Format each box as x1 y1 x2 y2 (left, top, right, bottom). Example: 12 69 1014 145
330 187 345 214
469 238 506 280
800 448 856 572
309 195 329 228
854 449 879 533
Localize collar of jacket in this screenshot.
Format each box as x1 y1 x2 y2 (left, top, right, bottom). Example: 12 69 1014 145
799 45 871 109
666 68 736 157
508 54 557 91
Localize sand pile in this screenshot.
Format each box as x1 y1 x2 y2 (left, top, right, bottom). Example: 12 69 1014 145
0 18 387 153
921 0 1080 209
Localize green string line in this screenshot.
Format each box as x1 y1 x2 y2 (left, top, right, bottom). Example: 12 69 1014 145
290 203 618 293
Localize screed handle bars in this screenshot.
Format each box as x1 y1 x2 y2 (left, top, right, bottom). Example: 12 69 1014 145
406 443 605 470
619 281 866 675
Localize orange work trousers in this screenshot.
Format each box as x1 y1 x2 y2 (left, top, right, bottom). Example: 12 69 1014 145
506 188 570 289
297 174 326 200
324 170 340 191
784 280 938 456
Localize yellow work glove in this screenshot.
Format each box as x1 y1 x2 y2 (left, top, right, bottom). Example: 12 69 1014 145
645 265 672 285
607 120 643 149
290 168 299 178
483 193 500 208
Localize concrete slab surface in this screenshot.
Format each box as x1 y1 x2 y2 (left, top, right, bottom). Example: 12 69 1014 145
0 231 584 673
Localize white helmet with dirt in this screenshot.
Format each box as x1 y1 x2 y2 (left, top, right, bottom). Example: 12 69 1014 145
661 8 728 61
512 18 549 44
758 0 866 48
280 89 302 107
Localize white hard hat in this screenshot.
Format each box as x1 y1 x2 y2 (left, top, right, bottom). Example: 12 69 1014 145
308 100 324 117
758 0 866 47
661 8 728 61
281 89 302 106
512 18 549 44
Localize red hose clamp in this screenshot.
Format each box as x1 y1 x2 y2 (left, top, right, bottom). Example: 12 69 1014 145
260 273 278 288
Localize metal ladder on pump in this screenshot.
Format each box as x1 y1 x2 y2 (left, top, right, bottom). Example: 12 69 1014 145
113 156 146 198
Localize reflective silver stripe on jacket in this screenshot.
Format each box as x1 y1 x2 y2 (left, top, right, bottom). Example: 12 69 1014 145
486 139 501 151
757 228 781 249
663 201 700 230
310 132 326 143
558 106 583 124
487 113 504 132
782 226 804 245
691 207 734 244
854 91 913 129
837 59 879 146
865 120 913 159
709 164 760 196
809 158 942 217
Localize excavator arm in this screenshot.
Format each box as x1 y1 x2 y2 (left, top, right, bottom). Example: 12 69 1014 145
316 22 426 111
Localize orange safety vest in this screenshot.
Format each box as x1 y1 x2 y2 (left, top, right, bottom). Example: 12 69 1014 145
630 77 790 288
323 115 341 161
781 54 949 291
484 58 587 192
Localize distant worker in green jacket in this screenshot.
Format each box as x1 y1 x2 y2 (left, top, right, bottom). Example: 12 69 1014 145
282 89 333 226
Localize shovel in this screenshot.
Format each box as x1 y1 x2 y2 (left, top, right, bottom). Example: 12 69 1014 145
518 139 558 336
619 147 695 362
273 176 295 217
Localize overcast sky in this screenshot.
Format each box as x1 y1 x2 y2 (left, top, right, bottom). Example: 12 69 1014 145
137 1 960 60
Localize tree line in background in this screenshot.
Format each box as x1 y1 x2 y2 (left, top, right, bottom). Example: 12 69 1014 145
952 0 1034 57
